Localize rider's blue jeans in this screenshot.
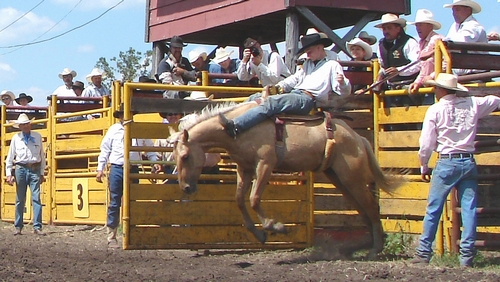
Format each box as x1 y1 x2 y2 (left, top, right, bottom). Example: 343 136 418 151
416 157 477 266
233 89 315 132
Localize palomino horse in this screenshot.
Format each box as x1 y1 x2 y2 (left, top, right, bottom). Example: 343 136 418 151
169 102 401 257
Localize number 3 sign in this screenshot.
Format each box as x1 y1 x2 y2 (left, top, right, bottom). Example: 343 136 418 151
72 179 89 218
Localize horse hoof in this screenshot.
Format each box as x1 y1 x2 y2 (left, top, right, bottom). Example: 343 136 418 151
366 249 378 260
256 231 267 244
273 222 287 234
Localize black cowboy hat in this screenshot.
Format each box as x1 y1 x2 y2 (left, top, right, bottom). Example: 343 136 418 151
167 35 187 48
296 32 333 55
72 81 85 90
15 93 33 104
113 104 137 119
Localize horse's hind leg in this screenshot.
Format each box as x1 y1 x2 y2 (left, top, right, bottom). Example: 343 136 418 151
323 168 384 259
251 161 287 234
236 168 267 243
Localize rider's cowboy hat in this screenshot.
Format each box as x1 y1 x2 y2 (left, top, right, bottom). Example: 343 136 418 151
15 93 33 104
13 113 35 128
1 90 15 101
443 0 481 14
167 35 187 48
86 68 107 83
408 9 442 30
211 47 234 64
424 73 468 92
374 13 407 28
346 38 373 60
358 31 377 45
58 68 77 79
297 32 333 55
188 50 208 63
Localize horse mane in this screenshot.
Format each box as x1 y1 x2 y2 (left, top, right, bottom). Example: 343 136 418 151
178 101 255 131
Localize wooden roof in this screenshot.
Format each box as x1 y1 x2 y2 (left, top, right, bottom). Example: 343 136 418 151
146 0 411 46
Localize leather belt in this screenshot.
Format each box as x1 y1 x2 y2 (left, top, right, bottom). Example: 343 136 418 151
301 90 316 101
439 153 473 159
16 162 41 169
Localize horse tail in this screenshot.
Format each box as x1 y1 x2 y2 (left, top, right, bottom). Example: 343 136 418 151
361 136 401 195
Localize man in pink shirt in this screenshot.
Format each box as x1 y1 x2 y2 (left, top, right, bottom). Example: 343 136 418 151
412 73 500 268
408 9 444 96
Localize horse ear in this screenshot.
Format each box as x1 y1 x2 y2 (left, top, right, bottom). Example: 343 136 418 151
168 126 177 136
182 129 189 142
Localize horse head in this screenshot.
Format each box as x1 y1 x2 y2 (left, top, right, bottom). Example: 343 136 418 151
172 129 206 194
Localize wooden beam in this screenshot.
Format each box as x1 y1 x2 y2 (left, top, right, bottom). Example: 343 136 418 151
295 6 348 56
285 10 300 73
152 41 165 78
332 12 378 54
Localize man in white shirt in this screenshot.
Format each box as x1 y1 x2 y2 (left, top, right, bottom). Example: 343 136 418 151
237 37 291 86
96 107 160 247
219 32 351 138
443 0 487 75
53 68 78 97
412 73 500 267
5 113 46 236
82 68 110 97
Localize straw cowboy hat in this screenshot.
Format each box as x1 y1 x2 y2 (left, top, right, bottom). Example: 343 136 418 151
346 38 373 60
167 35 187 48
15 93 33 104
211 47 234 64
188 50 208 63
408 9 442 30
58 68 77 79
424 73 468 92
297 32 333 55
183 91 214 101
13 113 35 128
444 0 481 14
1 90 15 101
86 68 107 83
374 13 407 28
358 31 377 45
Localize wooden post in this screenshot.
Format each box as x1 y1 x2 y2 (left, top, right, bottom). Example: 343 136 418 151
152 41 165 78
285 11 299 74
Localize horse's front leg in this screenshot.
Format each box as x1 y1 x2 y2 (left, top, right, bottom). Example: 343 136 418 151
250 161 287 234
235 167 267 243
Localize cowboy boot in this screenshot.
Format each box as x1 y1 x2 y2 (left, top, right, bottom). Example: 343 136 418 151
106 226 117 241
218 113 238 138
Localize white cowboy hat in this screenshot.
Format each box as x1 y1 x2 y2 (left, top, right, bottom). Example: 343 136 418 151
346 38 373 60
444 0 481 14
211 48 233 64
13 113 35 128
408 9 441 30
358 31 377 45
1 90 15 101
184 91 214 101
188 50 208 63
424 73 468 92
58 68 77 79
86 68 107 83
374 13 407 28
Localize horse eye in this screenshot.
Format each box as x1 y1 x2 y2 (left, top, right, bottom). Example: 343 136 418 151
181 154 189 160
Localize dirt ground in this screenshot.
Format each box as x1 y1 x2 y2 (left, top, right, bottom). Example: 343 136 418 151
1 221 500 282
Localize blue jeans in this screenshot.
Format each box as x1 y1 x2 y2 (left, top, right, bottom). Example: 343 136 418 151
14 165 43 230
107 164 139 228
416 157 477 266
234 89 315 132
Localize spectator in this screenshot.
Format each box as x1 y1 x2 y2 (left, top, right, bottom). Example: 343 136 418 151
1 90 17 106
211 47 241 84
487 31 500 41
138 76 157 83
5 113 47 236
443 0 487 75
237 37 291 86
53 68 77 97
219 32 351 138
157 36 194 98
346 37 373 94
15 93 33 107
358 31 378 59
408 9 444 104
96 106 160 248
72 81 85 97
187 50 223 83
411 73 500 268
82 68 109 97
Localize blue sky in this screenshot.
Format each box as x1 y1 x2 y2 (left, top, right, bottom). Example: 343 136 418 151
0 0 499 106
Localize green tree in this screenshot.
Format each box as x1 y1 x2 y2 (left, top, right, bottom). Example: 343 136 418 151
95 47 153 89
